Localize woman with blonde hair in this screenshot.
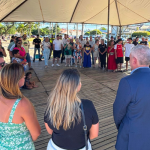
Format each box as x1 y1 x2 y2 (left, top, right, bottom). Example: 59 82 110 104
0 63 41 150
44 69 99 150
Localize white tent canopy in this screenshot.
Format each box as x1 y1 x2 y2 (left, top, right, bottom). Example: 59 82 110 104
0 0 150 26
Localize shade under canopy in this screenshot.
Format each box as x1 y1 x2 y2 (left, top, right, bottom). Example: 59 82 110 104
0 0 150 26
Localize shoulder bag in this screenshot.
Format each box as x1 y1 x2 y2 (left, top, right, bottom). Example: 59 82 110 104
81 102 88 150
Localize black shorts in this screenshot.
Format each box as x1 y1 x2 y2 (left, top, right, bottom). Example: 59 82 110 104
116 57 123 64
125 57 130 61
53 50 62 58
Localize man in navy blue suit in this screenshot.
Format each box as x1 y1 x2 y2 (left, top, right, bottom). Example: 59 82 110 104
113 45 150 150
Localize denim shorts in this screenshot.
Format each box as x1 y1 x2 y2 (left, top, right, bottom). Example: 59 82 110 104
26 53 31 63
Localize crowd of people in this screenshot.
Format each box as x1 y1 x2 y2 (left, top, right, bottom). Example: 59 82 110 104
2 33 149 72
1 44 150 150
0 33 150 150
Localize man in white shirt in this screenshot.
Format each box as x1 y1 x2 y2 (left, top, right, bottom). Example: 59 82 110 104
79 35 86 48
89 36 95 65
61 34 68 63
52 35 63 67
124 38 134 71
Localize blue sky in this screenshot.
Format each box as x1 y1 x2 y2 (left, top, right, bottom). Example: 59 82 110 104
41 23 109 31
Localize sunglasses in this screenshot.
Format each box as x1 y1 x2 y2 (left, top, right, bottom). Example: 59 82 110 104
17 43 21 44
0 61 5 67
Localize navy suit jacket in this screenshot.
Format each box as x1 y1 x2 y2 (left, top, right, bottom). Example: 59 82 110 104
113 68 150 150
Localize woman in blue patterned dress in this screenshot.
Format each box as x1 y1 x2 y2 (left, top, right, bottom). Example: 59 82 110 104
83 41 92 68
0 63 41 150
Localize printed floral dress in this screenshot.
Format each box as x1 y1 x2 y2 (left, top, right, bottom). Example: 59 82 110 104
0 98 35 150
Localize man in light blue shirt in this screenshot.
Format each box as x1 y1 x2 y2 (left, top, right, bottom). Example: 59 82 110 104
113 45 150 150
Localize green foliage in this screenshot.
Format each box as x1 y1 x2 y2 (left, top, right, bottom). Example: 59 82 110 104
0 23 4 35
31 27 50 36
85 32 90 36
40 27 50 36
31 29 38 35
0 22 15 35
90 29 102 35
53 24 61 34
8 26 16 34
132 31 150 37
17 24 26 34
100 27 106 30
85 29 102 36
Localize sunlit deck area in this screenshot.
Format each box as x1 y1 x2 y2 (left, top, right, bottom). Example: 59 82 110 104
21 59 129 150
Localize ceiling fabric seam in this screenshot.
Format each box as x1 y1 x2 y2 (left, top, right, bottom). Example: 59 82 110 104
0 0 28 22
83 0 115 23
38 0 44 22
117 1 149 22
70 0 80 23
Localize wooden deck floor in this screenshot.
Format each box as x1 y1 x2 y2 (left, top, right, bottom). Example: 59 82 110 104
21 60 129 150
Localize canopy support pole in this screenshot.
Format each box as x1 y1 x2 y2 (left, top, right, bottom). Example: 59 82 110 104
119 26 122 37
107 0 110 69
67 23 69 35
50 22 51 35
55 23 57 36
82 24 84 35
38 24 40 35
52 23 53 35
96 25 97 36
111 25 113 36
76 23 78 38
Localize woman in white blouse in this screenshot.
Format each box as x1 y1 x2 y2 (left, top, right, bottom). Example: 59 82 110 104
41 37 51 68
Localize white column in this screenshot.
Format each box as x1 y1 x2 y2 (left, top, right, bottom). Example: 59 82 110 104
76 23 78 38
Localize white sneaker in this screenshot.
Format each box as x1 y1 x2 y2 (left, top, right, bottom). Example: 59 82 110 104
52 64 54 67
69 65 70 67
65 64 67 67
56 64 60 66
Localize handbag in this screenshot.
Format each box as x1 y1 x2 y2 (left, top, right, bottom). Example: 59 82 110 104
81 103 88 150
